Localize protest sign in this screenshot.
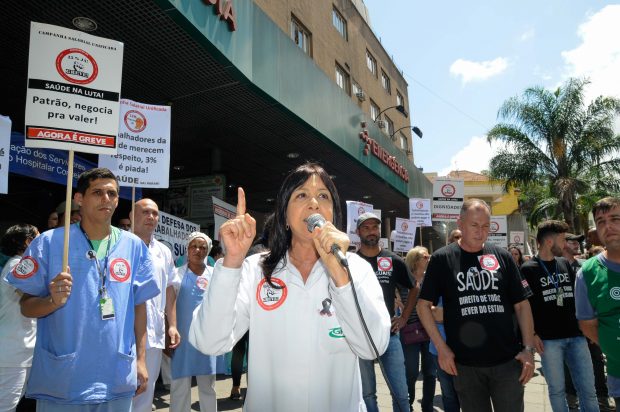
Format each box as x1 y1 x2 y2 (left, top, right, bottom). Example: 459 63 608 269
510 231 525 251
212 196 236 243
346 200 373 244
393 217 416 253
154 211 200 266
0 116 11 193
99 99 171 187
487 215 508 248
409 198 431 227
25 22 123 154
432 178 464 221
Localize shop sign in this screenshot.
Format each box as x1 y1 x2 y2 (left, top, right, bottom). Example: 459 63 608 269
359 129 409 182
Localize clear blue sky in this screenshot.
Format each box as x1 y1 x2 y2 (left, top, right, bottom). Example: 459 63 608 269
363 0 620 175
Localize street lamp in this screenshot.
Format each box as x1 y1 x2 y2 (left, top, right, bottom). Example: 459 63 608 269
390 125 423 140
373 105 408 123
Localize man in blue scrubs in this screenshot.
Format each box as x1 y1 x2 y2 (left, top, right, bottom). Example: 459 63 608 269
7 168 159 411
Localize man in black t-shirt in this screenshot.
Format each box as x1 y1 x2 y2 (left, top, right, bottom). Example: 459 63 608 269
356 212 413 412
417 199 535 412
521 220 598 411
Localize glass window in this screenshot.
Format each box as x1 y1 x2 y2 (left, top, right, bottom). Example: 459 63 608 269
370 100 380 121
335 63 350 95
352 81 361 96
366 50 377 76
291 16 312 56
381 71 391 94
385 115 394 136
332 7 347 40
400 133 408 149
397 91 404 107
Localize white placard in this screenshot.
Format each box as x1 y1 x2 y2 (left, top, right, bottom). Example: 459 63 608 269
99 99 171 187
212 196 236 243
346 200 374 244
395 217 416 235
0 116 11 194
486 215 508 248
393 232 416 253
154 211 200 265
24 22 123 154
432 178 464 222
379 238 389 249
409 198 432 227
510 231 525 251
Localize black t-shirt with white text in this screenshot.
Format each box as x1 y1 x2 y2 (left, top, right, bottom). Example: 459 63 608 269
357 248 413 318
419 242 531 367
520 257 581 340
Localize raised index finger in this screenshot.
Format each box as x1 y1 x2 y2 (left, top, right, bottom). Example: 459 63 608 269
237 187 246 216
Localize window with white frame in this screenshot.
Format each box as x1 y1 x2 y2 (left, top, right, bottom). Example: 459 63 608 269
332 7 347 39
366 50 377 76
335 63 350 95
370 100 380 121
291 15 312 56
397 91 404 107
381 70 391 94
352 80 362 96
400 133 408 150
385 115 394 136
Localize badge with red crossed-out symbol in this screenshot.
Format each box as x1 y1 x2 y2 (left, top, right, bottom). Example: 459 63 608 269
109 258 131 282
196 276 209 290
256 278 287 311
377 256 393 272
12 257 38 279
478 254 500 271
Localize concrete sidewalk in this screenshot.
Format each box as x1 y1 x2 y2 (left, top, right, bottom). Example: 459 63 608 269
154 355 553 411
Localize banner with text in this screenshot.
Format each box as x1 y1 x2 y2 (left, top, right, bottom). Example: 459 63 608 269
212 196 236 245
487 215 508 248
509 231 525 252
0 116 11 193
99 99 171 187
409 198 432 227
393 217 416 253
432 178 464 222
25 22 123 154
154 211 199 266
346 200 374 245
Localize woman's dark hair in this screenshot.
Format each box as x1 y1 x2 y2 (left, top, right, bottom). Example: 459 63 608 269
260 162 342 286
1 224 38 256
508 245 524 266
208 241 222 258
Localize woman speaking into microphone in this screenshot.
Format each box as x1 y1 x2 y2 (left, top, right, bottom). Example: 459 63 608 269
189 162 390 411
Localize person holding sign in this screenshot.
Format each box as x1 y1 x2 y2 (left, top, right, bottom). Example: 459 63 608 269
6 168 159 412
189 163 390 411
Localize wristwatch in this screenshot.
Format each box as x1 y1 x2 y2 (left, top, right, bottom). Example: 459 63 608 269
523 345 536 355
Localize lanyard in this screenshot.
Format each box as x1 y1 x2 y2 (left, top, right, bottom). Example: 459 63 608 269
79 225 112 297
535 256 560 291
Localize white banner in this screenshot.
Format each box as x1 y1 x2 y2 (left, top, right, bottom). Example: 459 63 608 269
409 198 432 227
345 200 374 244
153 211 200 266
487 215 508 248
24 22 123 154
392 232 415 253
395 217 416 235
99 99 171 187
0 116 11 194
212 196 236 243
432 178 464 222
510 231 525 251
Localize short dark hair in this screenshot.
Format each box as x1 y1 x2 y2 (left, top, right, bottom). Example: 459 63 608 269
1 224 38 256
76 168 118 194
592 197 620 219
459 198 491 218
261 162 342 286
536 220 569 244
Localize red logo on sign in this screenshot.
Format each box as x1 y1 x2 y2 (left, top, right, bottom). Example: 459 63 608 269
401 222 409 232
478 255 500 271
358 207 365 215
490 222 499 233
416 201 424 209
124 110 147 133
109 258 131 282
55 48 99 85
441 184 456 197
377 257 393 271
514 235 521 242
256 278 287 311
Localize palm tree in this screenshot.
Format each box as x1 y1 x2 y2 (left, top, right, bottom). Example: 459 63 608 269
487 78 620 232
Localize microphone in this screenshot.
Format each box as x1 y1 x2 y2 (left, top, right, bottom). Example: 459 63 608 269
305 214 349 267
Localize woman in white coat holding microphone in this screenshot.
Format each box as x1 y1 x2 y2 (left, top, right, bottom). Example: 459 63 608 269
189 163 391 411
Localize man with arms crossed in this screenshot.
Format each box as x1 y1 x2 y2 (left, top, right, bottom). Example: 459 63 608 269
131 199 180 412
417 199 536 412
576 197 620 412
7 168 159 412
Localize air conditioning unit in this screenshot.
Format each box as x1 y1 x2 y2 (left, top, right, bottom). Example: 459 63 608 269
356 90 366 101
376 120 386 129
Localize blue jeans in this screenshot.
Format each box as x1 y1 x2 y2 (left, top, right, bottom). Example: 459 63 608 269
400 338 436 412
432 354 460 412
359 334 409 412
540 336 598 412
